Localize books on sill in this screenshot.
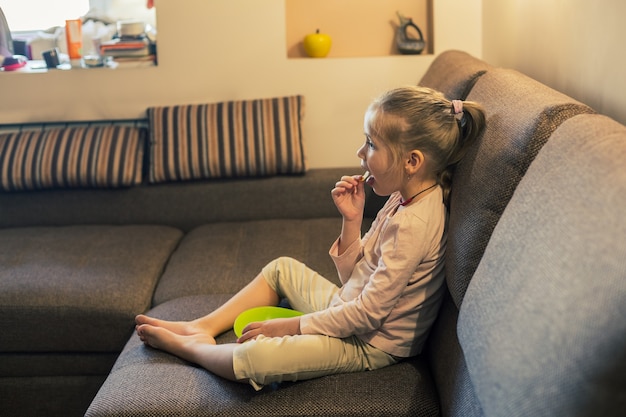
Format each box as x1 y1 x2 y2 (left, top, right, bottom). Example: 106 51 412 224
100 37 150 58
106 54 156 68
100 36 156 67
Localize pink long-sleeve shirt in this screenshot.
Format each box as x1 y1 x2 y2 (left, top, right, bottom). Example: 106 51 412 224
299 189 447 357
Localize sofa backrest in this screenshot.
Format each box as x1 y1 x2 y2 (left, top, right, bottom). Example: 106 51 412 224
418 50 492 100
458 114 626 417
0 167 348 231
426 63 595 417
446 67 594 308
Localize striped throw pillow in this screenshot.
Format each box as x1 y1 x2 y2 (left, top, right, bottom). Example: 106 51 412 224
0 126 145 191
148 95 305 183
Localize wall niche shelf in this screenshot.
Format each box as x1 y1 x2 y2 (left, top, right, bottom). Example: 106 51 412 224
286 0 433 59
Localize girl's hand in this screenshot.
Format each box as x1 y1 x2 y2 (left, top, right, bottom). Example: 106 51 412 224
331 175 366 221
237 317 301 343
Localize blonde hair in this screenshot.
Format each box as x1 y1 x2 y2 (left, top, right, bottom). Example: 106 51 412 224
367 86 486 204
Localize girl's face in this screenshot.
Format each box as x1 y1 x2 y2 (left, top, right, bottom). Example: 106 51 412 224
357 110 403 196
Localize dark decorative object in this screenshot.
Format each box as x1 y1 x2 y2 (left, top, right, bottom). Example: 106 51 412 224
396 11 425 55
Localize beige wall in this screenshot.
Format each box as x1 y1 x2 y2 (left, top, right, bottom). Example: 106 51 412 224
0 0 481 168
2 1 623 167
482 0 626 125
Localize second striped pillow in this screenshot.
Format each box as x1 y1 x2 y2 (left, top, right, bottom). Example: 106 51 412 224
147 95 306 183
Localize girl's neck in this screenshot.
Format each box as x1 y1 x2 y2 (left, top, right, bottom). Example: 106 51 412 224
399 183 438 206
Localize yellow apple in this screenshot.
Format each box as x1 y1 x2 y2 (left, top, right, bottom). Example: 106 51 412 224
303 29 332 58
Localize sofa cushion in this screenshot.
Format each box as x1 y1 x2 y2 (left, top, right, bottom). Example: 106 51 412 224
148 95 305 184
446 68 594 307
418 50 492 100
153 218 344 305
0 126 145 191
0 225 183 353
0 375 107 417
458 114 626 417
86 295 440 417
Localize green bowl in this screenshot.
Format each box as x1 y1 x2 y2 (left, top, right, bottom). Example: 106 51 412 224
233 306 304 337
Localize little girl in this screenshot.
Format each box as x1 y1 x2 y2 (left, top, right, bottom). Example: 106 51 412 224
136 86 486 390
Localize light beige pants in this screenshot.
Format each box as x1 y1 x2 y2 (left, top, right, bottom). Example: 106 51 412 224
232 256 398 390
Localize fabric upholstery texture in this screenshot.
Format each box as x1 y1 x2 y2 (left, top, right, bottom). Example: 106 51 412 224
0 225 182 353
0 126 145 191
0 352 118 377
148 95 305 183
0 167 349 231
425 293 483 417
87 295 440 417
458 114 626 417
1 375 106 417
418 50 492 100
152 218 343 305
445 68 594 308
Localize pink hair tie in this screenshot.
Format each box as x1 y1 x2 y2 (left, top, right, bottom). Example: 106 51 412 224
452 100 464 119
452 100 467 131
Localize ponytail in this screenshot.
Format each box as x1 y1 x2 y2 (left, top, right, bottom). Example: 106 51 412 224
438 100 486 205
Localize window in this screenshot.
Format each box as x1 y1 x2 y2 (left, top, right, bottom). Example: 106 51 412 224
1 0 156 67
2 1 89 32
2 0 155 33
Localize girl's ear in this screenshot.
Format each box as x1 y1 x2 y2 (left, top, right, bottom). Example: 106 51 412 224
406 150 425 174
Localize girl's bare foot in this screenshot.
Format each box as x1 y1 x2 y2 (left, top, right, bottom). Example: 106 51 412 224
135 314 214 337
137 324 239 382
136 324 217 359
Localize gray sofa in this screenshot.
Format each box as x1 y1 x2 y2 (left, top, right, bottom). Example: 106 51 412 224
1 50 624 417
